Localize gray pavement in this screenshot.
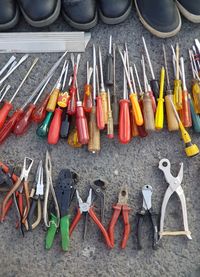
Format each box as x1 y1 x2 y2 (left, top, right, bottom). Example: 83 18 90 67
0 7 200 277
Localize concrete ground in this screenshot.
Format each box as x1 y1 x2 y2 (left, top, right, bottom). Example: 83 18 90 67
0 5 200 277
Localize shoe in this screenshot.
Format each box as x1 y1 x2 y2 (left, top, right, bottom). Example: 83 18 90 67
134 0 181 38
62 0 97 30
99 0 132 24
0 0 19 30
176 0 200 23
17 0 61 27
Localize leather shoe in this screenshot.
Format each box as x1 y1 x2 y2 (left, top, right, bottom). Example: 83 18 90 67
17 0 61 27
99 0 132 24
176 0 200 23
135 0 181 38
62 0 97 30
0 0 19 30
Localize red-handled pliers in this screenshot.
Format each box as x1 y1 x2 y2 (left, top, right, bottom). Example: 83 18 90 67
108 186 131 249
69 188 113 248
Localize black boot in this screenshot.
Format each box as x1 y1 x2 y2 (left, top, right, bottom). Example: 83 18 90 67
17 0 61 27
0 0 19 30
62 0 97 30
99 0 132 24
134 0 181 38
176 0 200 23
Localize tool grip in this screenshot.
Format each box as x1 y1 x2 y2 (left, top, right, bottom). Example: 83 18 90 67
105 55 113 86
88 106 100 153
111 95 119 126
46 88 60 112
96 96 105 130
150 79 159 99
138 99 148 138
179 90 192 128
121 205 131 249
45 213 58 249
21 180 30 224
149 91 157 113
107 111 114 139
32 94 50 123
69 209 82 236
0 161 18 182
108 205 121 247
155 98 164 130
67 127 82 148
76 105 89 145
36 111 53 138
27 198 37 230
136 213 144 250
149 211 159 250
119 99 131 144
57 91 70 108
67 87 77 115
100 91 108 124
0 102 13 129
192 81 200 114
13 104 36 136
60 215 70 251
189 96 200 133
48 108 63 144
130 109 139 137
143 95 155 131
60 111 70 138
173 79 182 110
165 94 179 131
129 93 143 126
83 84 92 113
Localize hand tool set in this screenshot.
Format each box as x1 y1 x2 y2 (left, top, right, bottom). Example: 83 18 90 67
0 155 192 251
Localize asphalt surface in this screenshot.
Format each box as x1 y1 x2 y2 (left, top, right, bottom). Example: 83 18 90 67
0 6 200 277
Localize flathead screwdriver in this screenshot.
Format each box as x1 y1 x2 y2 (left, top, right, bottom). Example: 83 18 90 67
111 43 119 126
0 85 11 103
105 35 114 86
96 65 105 130
107 88 114 139
0 56 16 78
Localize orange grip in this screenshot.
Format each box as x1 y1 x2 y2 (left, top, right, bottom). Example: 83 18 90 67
46 88 60 112
179 90 192 128
75 105 89 145
108 205 121 247
96 96 105 130
129 93 143 126
69 209 82 236
13 104 35 136
47 107 63 145
130 110 139 137
119 99 131 144
32 94 50 123
67 87 77 115
83 84 92 113
0 102 13 129
0 161 18 182
121 205 131 249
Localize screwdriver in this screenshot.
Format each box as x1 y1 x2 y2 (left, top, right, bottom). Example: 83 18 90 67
107 88 114 139
88 44 100 153
96 65 105 130
118 47 143 126
141 55 155 131
155 67 165 130
0 85 11 104
111 43 119 126
142 37 159 100
67 116 82 148
83 61 93 113
0 56 16 78
57 62 70 109
179 57 192 128
99 46 108 125
105 35 114 86
169 97 199 157
162 45 179 132
118 51 131 144
0 58 38 130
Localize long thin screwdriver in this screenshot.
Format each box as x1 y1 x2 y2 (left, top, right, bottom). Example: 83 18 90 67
105 35 114 86
111 43 119 126
0 56 16 78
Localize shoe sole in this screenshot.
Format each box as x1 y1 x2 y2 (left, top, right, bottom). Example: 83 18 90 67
0 6 19 30
176 1 200 23
99 1 132 25
134 0 182 38
19 0 61 27
62 9 98 30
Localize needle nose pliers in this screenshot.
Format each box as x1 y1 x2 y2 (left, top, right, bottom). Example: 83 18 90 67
108 186 131 249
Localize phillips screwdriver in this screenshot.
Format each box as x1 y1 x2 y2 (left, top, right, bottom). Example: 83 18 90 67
155 67 165 130
141 55 155 132
179 57 192 128
162 45 179 131
111 43 119 126
118 51 131 144
0 58 38 130
99 46 108 125
96 65 105 130
118 47 143 126
105 35 114 86
169 97 199 157
107 88 114 139
83 61 93 113
142 37 159 100
88 44 100 153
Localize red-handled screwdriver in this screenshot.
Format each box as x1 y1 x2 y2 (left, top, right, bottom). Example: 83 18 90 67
96 65 105 130
83 61 93 113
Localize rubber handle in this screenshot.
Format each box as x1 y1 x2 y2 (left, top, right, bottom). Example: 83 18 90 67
13 104 36 136
111 94 119 126
189 96 200 133
150 79 159 99
67 87 77 115
31 94 50 123
0 109 23 144
192 80 200 114
46 88 60 112
179 90 192 128
48 108 62 144
130 109 139 137
143 94 155 131
155 98 164 130
27 198 37 230
165 94 179 131
96 96 105 130
45 213 58 250
107 111 114 139
83 84 92 113
129 93 143 126
36 111 53 138
173 79 182 110
149 211 159 250
119 99 131 144
136 213 144 250
60 111 70 138
88 106 100 153
121 205 131 249
60 215 70 251
0 102 13 129
105 54 113 86
100 91 108 124
108 205 121 247
76 105 89 145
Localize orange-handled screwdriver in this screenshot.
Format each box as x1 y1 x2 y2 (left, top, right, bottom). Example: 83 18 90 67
83 61 93 113
96 65 105 130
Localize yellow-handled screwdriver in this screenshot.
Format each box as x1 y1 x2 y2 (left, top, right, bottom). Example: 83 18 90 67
155 67 165 130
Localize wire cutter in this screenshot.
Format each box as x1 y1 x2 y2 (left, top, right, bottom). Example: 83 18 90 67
108 186 131 249
136 185 159 250
69 188 112 248
27 160 44 230
159 158 192 240
45 169 76 251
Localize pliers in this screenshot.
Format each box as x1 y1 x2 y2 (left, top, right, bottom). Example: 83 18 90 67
159 158 192 240
69 188 112 248
45 169 76 251
136 185 159 250
108 186 131 249
27 160 44 230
